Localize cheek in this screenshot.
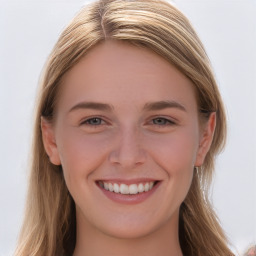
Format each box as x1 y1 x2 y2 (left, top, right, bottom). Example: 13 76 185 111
145 128 199 172
144 128 198 205
55 128 111 184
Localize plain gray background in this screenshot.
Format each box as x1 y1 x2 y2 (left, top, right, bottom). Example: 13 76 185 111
0 0 255 255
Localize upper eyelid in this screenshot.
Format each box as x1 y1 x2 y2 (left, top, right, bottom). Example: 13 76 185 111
80 116 108 125
147 115 177 123
152 118 176 125
78 115 178 125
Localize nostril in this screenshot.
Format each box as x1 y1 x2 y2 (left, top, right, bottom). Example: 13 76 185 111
108 131 147 167
108 147 147 167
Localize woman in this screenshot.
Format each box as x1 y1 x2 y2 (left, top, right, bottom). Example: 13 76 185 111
15 0 234 255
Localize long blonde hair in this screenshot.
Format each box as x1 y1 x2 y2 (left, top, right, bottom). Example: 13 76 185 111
15 0 234 255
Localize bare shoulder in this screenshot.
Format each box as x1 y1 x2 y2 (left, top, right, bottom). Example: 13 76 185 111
244 245 256 256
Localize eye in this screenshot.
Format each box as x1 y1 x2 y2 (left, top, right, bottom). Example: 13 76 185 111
78 116 110 133
81 117 105 126
152 117 175 126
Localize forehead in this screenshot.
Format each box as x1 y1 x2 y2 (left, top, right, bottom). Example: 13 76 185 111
57 40 197 113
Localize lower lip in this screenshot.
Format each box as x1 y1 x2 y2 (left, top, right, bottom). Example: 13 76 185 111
96 182 161 205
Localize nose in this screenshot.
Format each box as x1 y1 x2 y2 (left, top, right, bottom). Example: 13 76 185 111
109 127 147 169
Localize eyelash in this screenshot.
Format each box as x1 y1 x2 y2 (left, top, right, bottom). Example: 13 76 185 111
150 117 176 127
80 116 176 127
80 117 107 126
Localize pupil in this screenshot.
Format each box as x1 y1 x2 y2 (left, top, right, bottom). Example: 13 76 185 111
91 118 100 124
154 118 165 125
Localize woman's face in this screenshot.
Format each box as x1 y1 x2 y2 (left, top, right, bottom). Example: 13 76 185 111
42 41 215 239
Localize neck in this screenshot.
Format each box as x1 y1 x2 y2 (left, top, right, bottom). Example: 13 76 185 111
73 209 183 256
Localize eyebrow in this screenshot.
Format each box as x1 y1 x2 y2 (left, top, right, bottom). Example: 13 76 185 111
68 102 113 113
68 100 186 113
143 100 187 112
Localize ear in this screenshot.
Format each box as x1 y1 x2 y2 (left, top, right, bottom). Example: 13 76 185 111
195 112 216 167
41 117 61 165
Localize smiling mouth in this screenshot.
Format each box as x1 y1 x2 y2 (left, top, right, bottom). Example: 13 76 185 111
97 181 159 195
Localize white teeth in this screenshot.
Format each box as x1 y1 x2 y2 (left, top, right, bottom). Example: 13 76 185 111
129 184 138 194
108 183 114 192
120 184 129 194
113 183 119 193
144 183 150 192
104 182 109 190
100 181 156 195
138 183 144 193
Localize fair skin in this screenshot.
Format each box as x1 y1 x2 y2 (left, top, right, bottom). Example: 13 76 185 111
42 41 215 256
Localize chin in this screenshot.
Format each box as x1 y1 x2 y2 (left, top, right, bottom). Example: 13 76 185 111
100 223 159 240
94 210 175 240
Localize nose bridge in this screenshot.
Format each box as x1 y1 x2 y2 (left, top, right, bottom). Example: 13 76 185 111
109 125 146 168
